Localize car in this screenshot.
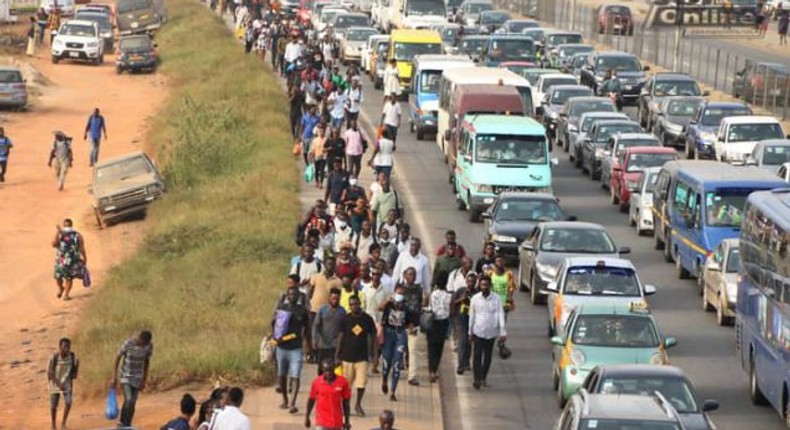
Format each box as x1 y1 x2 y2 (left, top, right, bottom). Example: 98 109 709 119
557 96 618 156
684 100 752 159
116 34 159 74
580 51 649 104
745 139 790 171
612 146 678 213
456 0 494 27
517 221 629 305
340 27 378 64
501 18 539 33
628 167 662 236
601 132 661 192
596 4 634 35
92 151 165 227
714 116 786 164
532 73 578 116
564 52 590 76
362 34 389 74
51 20 104 65
329 12 370 44
542 30 583 51
478 9 511 33
581 365 719 430
555 390 686 429
0 66 28 109
74 11 114 53
733 60 790 106
638 73 703 131
540 85 593 147
457 35 489 61
372 40 390 89
521 27 546 43
552 43 593 72
701 238 740 326
482 192 574 260
480 34 535 67
316 7 349 33
550 301 670 405
652 96 704 147
570 111 629 162
580 119 642 180
515 66 553 86
778 162 790 182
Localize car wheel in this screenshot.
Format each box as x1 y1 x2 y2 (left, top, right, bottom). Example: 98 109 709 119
702 280 714 311
456 192 466 211
685 139 694 158
552 369 559 390
717 293 733 326
676 255 689 279
750 355 769 405
416 127 425 141
574 149 583 168
590 164 600 181
409 121 415 133
93 208 105 229
51 55 59 64
619 198 628 213
654 231 664 250
631 209 637 227
557 381 567 409
601 172 608 189
116 66 123 75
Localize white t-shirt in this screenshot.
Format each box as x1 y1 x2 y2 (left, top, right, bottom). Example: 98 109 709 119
369 181 383 199
382 102 402 127
212 406 251 430
373 138 394 167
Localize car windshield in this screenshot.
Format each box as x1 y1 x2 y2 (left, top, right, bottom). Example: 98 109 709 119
547 33 582 45
571 100 616 117
95 157 153 181
626 153 677 173
460 38 486 54
725 248 742 273
481 11 509 24
597 56 642 72
705 188 754 227
581 116 617 132
540 228 617 253
727 123 785 143
467 2 493 14
120 37 152 50
346 29 377 41
321 10 342 22
606 5 631 15
654 80 701 97
572 314 658 346
420 70 442 94
572 54 589 69
564 266 641 297
598 377 697 413
700 107 752 126
558 46 592 60
0 70 22 83
495 199 562 222
117 0 150 12
76 14 111 30
551 89 591 105
521 70 551 85
618 139 660 152
407 0 446 15
488 38 535 60
475 134 547 164
393 43 441 61
761 145 790 166
580 420 680 430
334 15 369 28
507 21 538 32
541 76 577 92
61 24 96 36
595 124 642 143
666 100 700 116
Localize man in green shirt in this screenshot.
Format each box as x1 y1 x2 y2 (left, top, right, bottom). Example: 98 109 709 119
432 243 463 290
370 180 401 230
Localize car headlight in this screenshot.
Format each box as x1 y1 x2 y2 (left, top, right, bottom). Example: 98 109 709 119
570 348 586 366
726 283 737 301
665 122 683 133
536 262 557 281
700 131 716 144
475 183 493 193
145 183 161 194
491 234 517 243
99 197 110 205
595 147 606 157
650 351 667 365
626 179 639 191
53 39 64 47
568 124 578 133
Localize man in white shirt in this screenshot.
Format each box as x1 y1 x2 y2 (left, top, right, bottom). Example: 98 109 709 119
283 36 302 67
290 244 323 296
380 94 402 143
212 387 250 430
345 78 364 128
392 237 431 292
447 257 474 293
468 275 506 390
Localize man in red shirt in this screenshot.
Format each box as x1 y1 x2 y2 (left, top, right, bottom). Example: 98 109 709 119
436 229 466 258
305 358 351 430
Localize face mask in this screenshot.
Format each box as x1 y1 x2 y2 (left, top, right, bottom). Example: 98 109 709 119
62 226 73 233
393 293 405 303
349 179 358 186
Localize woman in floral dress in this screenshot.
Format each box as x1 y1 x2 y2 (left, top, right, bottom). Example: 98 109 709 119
52 219 86 301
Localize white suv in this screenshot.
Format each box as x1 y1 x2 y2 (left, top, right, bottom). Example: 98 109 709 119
51 20 104 65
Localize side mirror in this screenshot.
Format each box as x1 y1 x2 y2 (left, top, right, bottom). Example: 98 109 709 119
550 336 564 346
566 215 578 221
551 157 559 166
643 65 650 71
546 281 558 292
618 246 631 255
463 154 472 163
664 336 678 348
644 284 657 295
702 399 720 412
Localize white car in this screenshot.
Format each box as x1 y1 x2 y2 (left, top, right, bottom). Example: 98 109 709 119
51 20 104 65
628 166 661 236
41 0 75 16
714 116 786 164
532 73 577 117
362 34 389 73
701 238 739 326
340 27 379 64
316 7 348 34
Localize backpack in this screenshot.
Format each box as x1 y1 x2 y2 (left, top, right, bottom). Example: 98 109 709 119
50 352 78 380
295 260 322 281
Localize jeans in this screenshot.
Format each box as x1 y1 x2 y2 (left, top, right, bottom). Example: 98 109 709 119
276 347 304 378
330 116 344 130
314 159 326 185
454 315 471 369
120 383 140 426
385 124 398 143
88 136 101 167
382 326 407 393
427 319 449 373
472 336 495 383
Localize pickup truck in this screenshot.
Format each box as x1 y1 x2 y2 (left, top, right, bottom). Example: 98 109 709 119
92 151 165 227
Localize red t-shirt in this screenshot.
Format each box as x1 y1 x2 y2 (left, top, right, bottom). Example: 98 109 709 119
309 375 351 428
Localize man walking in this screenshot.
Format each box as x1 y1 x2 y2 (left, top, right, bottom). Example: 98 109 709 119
0 127 13 182
48 337 78 430
392 238 431 289
273 286 310 414
370 410 398 430
336 296 377 417
399 267 427 386
84 108 107 167
52 218 86 301
324 159 350 215
345 77 364 129
212 387 250 430
380 94 402 143
453 272 477 375
48 131 72 191
305 358 352 430
290 244 323 297
468 276 506 390
313 288 345 374
299 104 321 165
370 180 401 233
110 330 153 428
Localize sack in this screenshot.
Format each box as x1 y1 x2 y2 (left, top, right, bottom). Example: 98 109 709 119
303 163 315 183
292 141 302 156
82 266 91 288
419 309 435 333
498 339 512 360
273 309 292 340
105 387 119 420
259 334 275 364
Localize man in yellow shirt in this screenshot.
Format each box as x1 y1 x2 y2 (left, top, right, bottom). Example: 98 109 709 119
340 272 366 313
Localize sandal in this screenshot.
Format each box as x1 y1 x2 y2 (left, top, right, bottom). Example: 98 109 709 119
289 407 299 414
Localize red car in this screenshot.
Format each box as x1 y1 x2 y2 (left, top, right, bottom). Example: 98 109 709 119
611 147 678 212
597 5 634 35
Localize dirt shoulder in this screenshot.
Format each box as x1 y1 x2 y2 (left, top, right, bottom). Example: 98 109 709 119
0 48 167 428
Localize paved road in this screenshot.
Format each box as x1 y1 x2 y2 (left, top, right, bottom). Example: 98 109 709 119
350 69 787 427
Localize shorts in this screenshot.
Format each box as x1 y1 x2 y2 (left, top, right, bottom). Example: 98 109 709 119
276 347 303 378
341 361 369 389
50 390 73 408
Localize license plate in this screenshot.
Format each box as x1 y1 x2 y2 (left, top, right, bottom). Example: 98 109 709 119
69 51 79 58
130 55 142 60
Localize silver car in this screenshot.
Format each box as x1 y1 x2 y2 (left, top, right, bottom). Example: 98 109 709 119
745 139 790 172
569 111 628 163
0 67 28 109
628 167 661 236
340 27 378 64
701 238 739 326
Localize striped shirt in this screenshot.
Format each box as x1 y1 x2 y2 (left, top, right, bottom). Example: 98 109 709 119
48 353 78 393
119 338 153 388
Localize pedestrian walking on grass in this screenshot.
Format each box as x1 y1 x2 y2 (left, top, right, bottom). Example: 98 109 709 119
336 295 377 417
84 108 107 167
160 394 196 430
310 124 328 188
48 337 78 430
0 127 13 183
380 94 402 144
110 330 153 427
469 276 506 390
273 286 311 414
212 387 251 430
305 358 352 430
313 287 345 374
300 104 321 165
52 218 86 301
48 131 72 191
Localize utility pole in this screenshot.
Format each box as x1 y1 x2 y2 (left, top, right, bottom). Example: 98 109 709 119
673 1 684 72
569 0 576 30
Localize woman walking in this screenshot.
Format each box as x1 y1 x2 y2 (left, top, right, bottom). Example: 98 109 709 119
368 128 395 182
52 219 87 301
26 16 37 57
780 10 789 45
380 287 412 401
427 273 452 383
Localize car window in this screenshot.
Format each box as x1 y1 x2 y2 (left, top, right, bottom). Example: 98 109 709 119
726 247 741 273
666 99 700 116
494 199 562 221
475 134 547 165
594 124 642 143
551 89 592 105
570 100 616 117
0 70 22 83
700 107 752 126
61 24 96 36
727 123 785 143
596 55 641 72
572 314 659 346
120 37 152 50
563 265 641 296
540 228 616 253
626 153 677 173
579 420 681 430
598 377 698 413
762 145 790 166
653 80 700 97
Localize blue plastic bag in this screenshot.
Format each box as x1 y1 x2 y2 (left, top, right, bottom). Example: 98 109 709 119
105 387 119 420
303 163 315 183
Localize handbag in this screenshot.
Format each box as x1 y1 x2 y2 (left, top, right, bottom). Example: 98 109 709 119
105 387 119 420
303 162 315 183
259 334 275 364
82 266 92 288
498 339 512 360
419 309 435 333
292 141 302 156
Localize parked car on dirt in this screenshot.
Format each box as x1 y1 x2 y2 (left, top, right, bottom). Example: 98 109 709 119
51 20 104 65
92 151 165 227
0 66 28 110
116 34 159 74
74 10 114 53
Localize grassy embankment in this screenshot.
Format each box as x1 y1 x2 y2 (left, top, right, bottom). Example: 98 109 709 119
73 0 297 394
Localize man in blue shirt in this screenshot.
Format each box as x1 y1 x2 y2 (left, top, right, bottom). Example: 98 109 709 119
300 103 320 165
0 127 13 182
83 108 107 167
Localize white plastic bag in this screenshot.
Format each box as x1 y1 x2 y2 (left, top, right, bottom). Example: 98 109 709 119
259 334 275 364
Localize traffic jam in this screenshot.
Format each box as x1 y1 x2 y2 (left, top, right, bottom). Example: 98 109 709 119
302 0 790 427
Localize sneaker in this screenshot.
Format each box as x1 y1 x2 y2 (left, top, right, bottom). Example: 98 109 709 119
456 368 464 375
473 380 481 390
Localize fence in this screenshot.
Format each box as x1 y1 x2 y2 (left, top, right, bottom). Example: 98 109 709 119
499 0 790 120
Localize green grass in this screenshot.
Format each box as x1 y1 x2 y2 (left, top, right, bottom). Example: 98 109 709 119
73 0 297 394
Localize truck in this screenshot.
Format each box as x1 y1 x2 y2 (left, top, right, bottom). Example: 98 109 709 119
384 0 446 31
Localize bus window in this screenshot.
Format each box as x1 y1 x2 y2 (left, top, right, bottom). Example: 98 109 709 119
674 182 689 212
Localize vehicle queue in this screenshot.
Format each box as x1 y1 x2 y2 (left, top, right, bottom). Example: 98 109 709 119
295 0 790 427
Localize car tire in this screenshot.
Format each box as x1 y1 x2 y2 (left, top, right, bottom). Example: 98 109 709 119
456 192 466 211
468 206 479 223
654 231 664 250
717 293 733 326
750 355 769 405
116 66 123 75
557 382 567 409
574 149 583 168
416 127 425 141
601 172 608 189
93 207 105 230
51 55 59 64
631 209 637 227
619 198 628 213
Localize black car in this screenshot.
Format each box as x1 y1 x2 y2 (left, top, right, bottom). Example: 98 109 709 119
540 85 593 145
580 51 650 104
116 35 159 74
637 73 703 130
581 365 719 430
580 119 642 179
482 192 574 260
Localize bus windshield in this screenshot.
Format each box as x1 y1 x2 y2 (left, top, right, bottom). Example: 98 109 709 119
407 0 446 16
475 134 547 165
394 43 442 61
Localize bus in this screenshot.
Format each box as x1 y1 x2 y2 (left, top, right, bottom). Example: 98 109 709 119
736 188 790 423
